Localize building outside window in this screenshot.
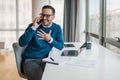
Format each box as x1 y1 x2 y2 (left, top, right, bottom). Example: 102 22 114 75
106 0 120 53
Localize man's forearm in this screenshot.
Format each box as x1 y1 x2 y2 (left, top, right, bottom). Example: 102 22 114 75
19 28 34 47
50 39 64 50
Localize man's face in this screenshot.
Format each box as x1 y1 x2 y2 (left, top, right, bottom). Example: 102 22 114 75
40 8 55 26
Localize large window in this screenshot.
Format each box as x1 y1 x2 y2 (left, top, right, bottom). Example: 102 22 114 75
0 0 32 51
0 0 16 51
87 0 120 53
106 0 120 53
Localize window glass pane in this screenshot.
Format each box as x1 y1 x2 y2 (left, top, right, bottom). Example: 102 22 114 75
89 0 100 35
0 31 16 51
18 0 32 29
90 36 99 43
106 44 120 54
0 0 16 29
106 0 120 53
106 0 120 38
89 0 100 42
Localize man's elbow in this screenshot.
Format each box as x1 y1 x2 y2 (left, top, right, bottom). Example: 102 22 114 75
19 41 26 47
58 44 64 50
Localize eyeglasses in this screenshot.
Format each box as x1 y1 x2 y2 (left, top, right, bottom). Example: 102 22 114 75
39 13 54 18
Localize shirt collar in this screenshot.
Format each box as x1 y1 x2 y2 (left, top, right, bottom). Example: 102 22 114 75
42 23 52 28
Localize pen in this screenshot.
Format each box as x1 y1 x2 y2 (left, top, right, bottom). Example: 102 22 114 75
50 57 54 61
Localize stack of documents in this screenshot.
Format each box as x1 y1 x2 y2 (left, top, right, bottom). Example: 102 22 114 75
42 57 59 65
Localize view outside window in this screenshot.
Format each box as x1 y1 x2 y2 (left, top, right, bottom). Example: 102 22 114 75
89 0 100 43
0 0 32 51
50 0 64 29
0 0 16 51
18 0 32 36
106 0 120 53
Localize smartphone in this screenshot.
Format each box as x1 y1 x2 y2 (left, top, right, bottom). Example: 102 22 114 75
37 20 42 24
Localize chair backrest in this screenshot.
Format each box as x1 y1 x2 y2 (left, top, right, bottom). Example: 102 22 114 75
12 42 27 78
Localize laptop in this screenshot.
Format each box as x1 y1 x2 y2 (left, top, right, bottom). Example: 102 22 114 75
61 42 87 56
61 50 78 56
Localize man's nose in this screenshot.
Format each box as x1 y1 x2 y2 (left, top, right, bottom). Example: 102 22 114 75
42 15 48 19
43 17 47 20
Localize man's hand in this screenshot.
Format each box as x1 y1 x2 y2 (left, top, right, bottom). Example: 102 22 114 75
37 29 52 42
33 17 41 29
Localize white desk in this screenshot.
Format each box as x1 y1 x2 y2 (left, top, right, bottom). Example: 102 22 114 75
42 42 120 80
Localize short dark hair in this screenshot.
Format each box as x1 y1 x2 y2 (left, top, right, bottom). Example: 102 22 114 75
42 5 55 15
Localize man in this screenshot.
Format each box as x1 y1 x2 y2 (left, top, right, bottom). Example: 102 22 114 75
19 5 64 80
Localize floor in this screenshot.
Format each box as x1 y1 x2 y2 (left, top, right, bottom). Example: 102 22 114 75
0 52 26 80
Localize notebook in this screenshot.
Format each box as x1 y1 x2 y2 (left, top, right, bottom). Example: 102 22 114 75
42 57 59 65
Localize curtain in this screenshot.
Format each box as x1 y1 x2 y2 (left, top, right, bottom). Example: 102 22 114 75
75 0 85 43
63 0 77 42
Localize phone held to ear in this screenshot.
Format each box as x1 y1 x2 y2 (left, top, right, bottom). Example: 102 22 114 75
37 20 42 24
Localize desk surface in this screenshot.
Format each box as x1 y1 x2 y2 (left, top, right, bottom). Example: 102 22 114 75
42 42 120 80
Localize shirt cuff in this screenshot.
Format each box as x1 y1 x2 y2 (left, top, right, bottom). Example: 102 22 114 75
31 26 37 31
48 37 53 43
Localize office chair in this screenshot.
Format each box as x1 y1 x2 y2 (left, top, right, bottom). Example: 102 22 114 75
0 42 5 53
12 42 27 79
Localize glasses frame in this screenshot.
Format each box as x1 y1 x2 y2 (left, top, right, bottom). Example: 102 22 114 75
39 13 54 18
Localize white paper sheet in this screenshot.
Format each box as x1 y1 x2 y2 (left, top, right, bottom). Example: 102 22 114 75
66 58 97 67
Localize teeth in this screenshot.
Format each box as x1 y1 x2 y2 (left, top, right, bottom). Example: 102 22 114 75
43 20 48 22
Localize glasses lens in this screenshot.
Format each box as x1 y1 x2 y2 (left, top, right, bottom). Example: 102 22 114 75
39 13 53 18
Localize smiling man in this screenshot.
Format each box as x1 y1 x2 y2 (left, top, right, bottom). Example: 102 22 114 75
19 5 64 80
